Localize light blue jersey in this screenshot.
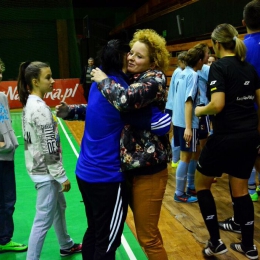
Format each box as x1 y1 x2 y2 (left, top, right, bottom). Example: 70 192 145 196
166 67 182 110
197 64 210 105
172 66 199 129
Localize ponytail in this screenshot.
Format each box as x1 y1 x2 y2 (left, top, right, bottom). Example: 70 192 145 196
234 37 246 62
17 61 31 107
211 23 246 62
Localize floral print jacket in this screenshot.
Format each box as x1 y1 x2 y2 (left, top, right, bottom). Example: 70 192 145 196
64 70 172 172
98 69 172 171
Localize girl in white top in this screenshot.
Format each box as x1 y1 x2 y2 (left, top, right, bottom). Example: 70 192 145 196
17 61 82 260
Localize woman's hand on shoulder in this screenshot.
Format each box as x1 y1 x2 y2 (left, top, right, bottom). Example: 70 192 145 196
91 68 108 83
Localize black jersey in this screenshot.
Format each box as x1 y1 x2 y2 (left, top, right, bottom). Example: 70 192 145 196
208 56 260 134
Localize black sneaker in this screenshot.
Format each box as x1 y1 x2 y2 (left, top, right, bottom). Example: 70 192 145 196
203 239 228 257
230 243 258 260
60 243 82 257
218 217 241 234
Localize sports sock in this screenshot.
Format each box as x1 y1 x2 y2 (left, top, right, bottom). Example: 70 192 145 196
233 194 254 248
175 160 188 196
248 183 256 195
171 137 180 163
197 189 220 245
228 182 240 224
187 159 197 190
248 168 256 195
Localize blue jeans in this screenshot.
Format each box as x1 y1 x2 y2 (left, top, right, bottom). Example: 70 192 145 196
26 180 73 260
0 161 16 245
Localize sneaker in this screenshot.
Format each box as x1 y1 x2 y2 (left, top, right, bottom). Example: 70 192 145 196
250 192 259 202
256 186 260 195
60 243 82 257
171 161 179 168
218 217 241 234
230 243 258 260
0 241 28 253
203 239 228 257
174 193 198 203
186 187 197 196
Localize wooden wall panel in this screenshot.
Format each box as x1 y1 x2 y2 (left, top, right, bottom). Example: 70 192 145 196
165 33 246 84
56 20 70 78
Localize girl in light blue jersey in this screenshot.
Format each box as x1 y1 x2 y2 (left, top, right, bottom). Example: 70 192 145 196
166 51 187 168
172 43 209 203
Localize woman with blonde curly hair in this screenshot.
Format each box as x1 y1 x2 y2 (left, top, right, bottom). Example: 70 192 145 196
91 28 171 259
129 28 169 73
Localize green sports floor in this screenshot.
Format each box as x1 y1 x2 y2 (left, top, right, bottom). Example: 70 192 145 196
1 111 147 260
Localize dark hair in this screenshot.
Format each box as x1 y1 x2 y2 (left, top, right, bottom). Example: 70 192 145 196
177 51 187 62
97 39 130 73
17 61 49 106
243 0 260 31
184 43 208 67
211 23 246 61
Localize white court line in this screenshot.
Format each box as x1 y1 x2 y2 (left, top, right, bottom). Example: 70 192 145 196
57 117 79 158
57 117 137 260
121 235 137 260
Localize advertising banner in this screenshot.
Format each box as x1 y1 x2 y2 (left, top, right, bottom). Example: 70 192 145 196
0 79 86 109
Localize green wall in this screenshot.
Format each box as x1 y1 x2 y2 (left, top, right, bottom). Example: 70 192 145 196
0 0 251 81
0 1 80 80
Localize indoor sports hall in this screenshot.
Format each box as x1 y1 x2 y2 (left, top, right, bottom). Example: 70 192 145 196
2 110 259 260
1 0 260 259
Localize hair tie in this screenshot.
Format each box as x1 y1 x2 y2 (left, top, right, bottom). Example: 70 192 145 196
233 36 237 41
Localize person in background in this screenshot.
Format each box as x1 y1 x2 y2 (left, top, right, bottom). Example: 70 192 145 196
197 62 218 184
218 0 260 234
165 51 187 168
207 54 217 66
17 61 82 260
195 23 260 259
244 0 260 203
172 43 209 203
0 59 28 254
197 64 210 149
207 54 217 136
80 57 96 102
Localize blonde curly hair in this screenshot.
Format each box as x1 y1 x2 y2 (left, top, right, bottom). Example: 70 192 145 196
129 29 170 73
0 58 5 72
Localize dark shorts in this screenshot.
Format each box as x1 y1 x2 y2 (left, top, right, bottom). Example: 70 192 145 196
174 126 198 152
197 131 260 179
198 115 210 140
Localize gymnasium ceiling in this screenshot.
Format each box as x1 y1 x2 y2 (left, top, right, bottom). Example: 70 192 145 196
72 0 148 9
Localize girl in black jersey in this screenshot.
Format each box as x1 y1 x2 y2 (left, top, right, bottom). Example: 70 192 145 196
194 23 260 259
